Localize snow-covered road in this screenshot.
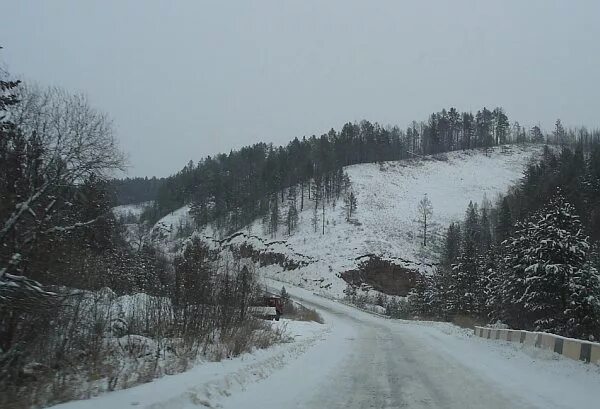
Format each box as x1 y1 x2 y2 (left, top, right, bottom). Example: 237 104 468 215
224 295 515 409
222 282 599 409
53 281 600 409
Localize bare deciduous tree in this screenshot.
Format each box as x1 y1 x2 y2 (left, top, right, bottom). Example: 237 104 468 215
1 83 126 304
418 194 433 246
344 189 357 221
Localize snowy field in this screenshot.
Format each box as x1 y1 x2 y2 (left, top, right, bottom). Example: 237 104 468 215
51 280 600 409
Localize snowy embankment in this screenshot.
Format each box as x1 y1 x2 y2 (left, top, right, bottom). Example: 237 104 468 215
51 319 328 409
152 144 544 297
52 281 600 409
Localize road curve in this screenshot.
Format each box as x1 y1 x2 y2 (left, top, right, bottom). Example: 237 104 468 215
49 281 598 409
221 281 597 409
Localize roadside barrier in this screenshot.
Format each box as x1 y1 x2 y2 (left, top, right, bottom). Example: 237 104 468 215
474 326 600 365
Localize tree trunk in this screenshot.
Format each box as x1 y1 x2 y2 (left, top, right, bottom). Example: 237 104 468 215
322 197 325 235
423 214 427 246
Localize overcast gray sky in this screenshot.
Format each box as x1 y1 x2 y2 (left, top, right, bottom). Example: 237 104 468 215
2 1 600 177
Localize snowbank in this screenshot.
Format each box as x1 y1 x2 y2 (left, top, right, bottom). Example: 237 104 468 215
50 319 327 409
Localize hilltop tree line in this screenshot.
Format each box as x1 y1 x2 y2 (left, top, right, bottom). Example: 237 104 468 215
110 176 164 206
140 107 562 233
135 108 600 236
409 143 600 340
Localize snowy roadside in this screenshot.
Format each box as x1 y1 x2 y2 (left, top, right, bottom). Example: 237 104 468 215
265 279 600 409
51 280 600 409
49 319 329 409
401 321 600 408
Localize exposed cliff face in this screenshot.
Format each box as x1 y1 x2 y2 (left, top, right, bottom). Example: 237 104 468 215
341 255 420 296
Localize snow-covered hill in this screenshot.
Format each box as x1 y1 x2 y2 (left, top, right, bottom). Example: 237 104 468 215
152 144 544 297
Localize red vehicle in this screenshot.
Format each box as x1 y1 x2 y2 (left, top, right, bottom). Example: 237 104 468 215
250 294 284 321
265 295 284 320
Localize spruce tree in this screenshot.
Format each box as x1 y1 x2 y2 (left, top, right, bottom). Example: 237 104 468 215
280 286 289 300
522 194 588 333
449 232 479 315
441 222 461 268
428 270 450 319
497 193 591 333
565 262 600 340
408 273 430 317
480 206 492 252
447 202 482 315
495 197 512 244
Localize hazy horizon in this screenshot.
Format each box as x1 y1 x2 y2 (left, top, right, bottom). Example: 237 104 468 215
2 0 600 177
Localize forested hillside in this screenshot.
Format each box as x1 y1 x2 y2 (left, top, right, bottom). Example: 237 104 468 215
112 103 600 343
148 144 544 298
409 144 600 341
110 177 164 206
134 108 600 240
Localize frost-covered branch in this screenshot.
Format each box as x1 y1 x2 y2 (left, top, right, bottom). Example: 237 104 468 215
41 217 100 235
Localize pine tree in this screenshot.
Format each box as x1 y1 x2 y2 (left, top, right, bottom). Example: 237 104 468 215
553 119 567 145
461 112 474 149
493 107 510 145
311 202 319 234
530 125 544 143
286 186 299 235
268 193 280 238
322 197 326 235
476 107 494 150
